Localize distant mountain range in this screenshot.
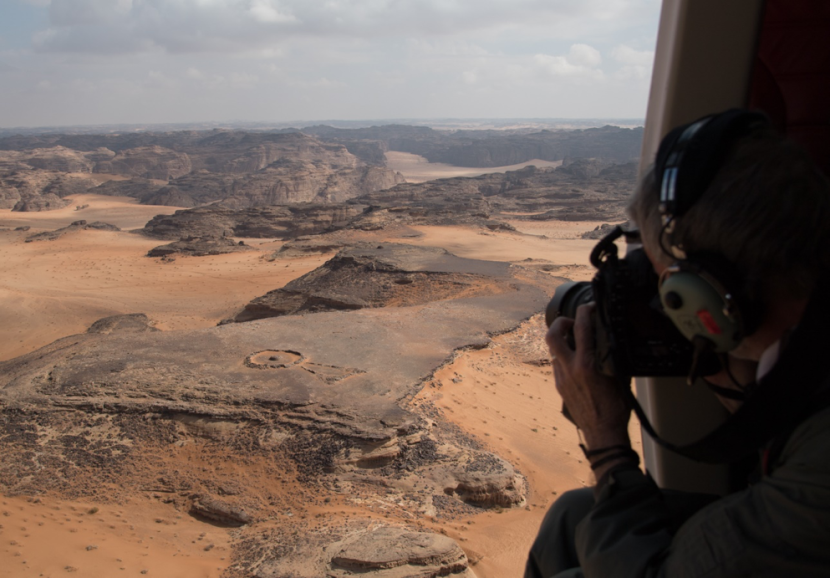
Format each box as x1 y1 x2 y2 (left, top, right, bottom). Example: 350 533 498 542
0 123 642 212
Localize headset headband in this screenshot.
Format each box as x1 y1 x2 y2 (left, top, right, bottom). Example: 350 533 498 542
655 109 770 219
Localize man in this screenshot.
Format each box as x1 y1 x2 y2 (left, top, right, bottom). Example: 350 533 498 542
525 110 830 577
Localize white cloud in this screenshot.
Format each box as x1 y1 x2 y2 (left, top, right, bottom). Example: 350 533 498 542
611 44 653 66
285 76 344 89
568 43 601 67
0 0 660 125
28 0 658 55
407 39 490 58
611 43 654 80
230 71 259 88
535 43 603 80
249 0 296 24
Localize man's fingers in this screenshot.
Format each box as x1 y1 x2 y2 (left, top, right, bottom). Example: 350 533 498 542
546 316 575 363
573 303 597 358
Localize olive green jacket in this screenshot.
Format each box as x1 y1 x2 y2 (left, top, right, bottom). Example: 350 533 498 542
570 405 830 577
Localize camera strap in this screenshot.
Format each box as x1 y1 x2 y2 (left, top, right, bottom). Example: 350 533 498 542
625 273 830 464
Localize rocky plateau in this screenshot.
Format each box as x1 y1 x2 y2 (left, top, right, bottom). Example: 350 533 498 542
0 241 564 577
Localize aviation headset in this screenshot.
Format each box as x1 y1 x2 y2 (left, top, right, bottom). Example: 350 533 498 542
653 109 771 353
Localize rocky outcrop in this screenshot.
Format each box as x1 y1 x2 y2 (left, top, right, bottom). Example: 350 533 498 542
87 313 159 335
234 521 475 578
142 204 366 240
138 161 403 208
190 494 254 527
0 168 97 210
94 145 191 180
13 193 70 212
268 236 351 259
225 243 517 323
147 235 256 257
329 527 470 577
24 220 120 242
0 145 112 173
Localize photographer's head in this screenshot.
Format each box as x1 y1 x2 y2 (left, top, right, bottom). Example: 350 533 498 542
629 110 830 360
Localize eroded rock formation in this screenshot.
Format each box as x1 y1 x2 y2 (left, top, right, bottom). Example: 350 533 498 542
147 236 255 257
143 204 366 240
138 161 634 244
0 168 97 211
0 131 404 211
24 220 120 242
225 243 520 323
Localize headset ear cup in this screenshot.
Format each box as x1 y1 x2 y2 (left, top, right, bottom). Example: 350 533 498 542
659 269 744 352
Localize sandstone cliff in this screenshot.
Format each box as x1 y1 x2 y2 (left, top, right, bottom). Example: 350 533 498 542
0 167 98 211
0 131 404 211
93 145 191 180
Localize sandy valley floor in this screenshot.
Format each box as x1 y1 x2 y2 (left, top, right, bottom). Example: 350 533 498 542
385 151 563 183
0 184 634 577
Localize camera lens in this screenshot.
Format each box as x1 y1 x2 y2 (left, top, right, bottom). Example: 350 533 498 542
544 281 593 327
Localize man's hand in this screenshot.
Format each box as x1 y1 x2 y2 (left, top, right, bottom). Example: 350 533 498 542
546 304 634 476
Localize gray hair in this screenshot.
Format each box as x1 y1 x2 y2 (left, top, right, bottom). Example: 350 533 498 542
628 129 830 303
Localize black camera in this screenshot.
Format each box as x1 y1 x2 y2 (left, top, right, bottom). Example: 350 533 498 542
545 226 720 378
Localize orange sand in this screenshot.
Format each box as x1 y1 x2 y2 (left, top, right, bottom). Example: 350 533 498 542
412 326 643 577
0 195 331 361
0 495 230 578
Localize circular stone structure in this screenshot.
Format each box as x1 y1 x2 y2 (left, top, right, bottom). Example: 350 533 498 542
246 350 304 369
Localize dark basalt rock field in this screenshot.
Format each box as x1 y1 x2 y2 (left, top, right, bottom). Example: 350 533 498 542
0 244 563 577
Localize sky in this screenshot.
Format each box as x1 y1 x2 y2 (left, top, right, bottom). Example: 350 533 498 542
0 0 661 128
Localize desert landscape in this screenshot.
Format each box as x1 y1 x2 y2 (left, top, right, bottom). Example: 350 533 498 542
0 125 642 578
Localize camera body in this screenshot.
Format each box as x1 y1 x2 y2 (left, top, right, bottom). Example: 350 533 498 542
545 227 719 378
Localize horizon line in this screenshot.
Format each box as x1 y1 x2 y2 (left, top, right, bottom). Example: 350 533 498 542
1 117 646 133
